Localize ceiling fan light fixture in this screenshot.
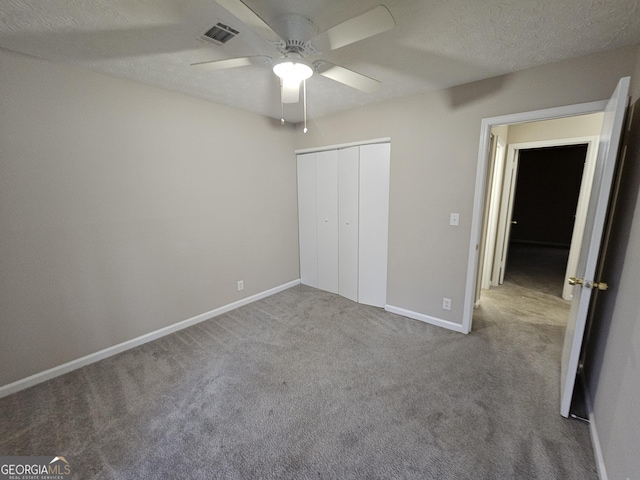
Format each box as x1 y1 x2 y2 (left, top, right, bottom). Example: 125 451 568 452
272 58 313 83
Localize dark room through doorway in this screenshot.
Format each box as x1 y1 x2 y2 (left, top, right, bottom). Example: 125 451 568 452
505 143 588 298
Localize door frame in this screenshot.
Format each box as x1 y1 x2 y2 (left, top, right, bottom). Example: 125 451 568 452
480 135 506 291
492 136 600 298
462 101 608 333
493 145 519 286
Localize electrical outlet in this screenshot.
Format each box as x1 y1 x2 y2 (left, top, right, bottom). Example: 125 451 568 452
443 297 452 310
237 280 244 291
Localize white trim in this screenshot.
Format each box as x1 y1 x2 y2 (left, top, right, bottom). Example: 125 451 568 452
507 136 599 151
584 383 608 480
588 412 608 480
385 304 467 333
463 100 609 334
295 137 391 154
479 101 608 128
0 279 301 399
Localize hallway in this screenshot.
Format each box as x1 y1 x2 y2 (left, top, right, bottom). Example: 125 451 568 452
475 243 572 329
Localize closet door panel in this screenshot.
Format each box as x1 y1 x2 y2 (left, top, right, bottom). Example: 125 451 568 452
338 147 360 302
359 143 390 307
315 150 339 294
296 153 318 287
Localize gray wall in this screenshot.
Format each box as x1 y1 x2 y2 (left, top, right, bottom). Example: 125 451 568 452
585 44 640 480
295 45 638 325
0 49 300 387
506 112 604 144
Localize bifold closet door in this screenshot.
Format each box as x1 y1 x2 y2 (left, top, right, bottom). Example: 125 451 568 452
296 152 318 288
338 147 359 303
315 150 339 294
297 143 390 306
359 143 391 307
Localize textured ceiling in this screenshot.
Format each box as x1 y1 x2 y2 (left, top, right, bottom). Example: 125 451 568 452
1 0 640 123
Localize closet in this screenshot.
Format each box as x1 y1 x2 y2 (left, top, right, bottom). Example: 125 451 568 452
296 142 390 307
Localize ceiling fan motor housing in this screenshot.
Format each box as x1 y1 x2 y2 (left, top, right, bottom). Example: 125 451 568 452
271 14 320 56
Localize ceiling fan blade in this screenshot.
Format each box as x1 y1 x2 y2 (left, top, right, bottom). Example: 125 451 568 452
281 79 301 104
215 0 283 43
311 5 395 52
191 56 271 71
314 62 381 93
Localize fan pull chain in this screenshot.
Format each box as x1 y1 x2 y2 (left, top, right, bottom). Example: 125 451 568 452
280 78 285 125
303 79 308 134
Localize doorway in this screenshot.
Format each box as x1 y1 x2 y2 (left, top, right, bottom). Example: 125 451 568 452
496 144 588 299
463 104 607 334
464 77 630 419
474 115 604 311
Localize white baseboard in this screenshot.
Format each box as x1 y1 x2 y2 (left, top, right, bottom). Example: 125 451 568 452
583 381 608 480
0 279 301 399
385 305 467 333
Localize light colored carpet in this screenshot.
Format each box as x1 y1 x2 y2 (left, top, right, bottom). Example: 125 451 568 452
0 248 596 479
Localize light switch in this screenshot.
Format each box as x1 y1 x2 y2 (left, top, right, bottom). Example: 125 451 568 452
450 213 460 226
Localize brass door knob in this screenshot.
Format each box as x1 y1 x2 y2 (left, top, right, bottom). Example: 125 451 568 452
568 277 608 291
593 282 609 291
568 277 583 286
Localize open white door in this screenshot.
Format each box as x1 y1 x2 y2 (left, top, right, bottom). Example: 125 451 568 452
561 139 600 301
560 77 629 417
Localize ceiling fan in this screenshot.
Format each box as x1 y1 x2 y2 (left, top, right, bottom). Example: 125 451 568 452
191 0 396 131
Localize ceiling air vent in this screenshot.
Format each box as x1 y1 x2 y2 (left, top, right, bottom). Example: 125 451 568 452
201 22 240 46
